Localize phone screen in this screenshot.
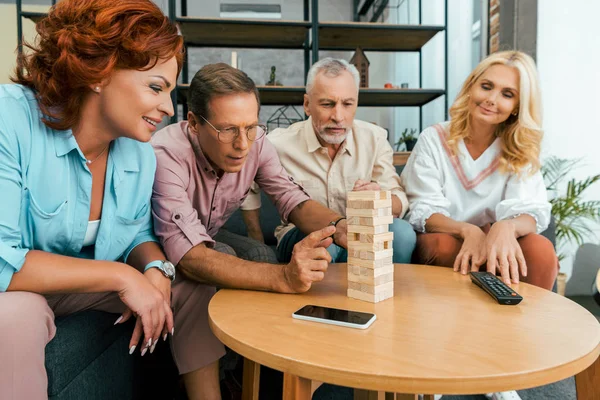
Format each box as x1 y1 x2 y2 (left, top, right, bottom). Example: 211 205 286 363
293 305 375 326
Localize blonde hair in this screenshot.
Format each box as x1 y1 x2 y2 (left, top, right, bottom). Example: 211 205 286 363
448 50 543 175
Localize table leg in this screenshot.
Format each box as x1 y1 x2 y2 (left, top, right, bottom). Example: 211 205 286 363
575 354 600 400
354 391 416 400
283 373 312 400
353 389 388 400
242 358 260 400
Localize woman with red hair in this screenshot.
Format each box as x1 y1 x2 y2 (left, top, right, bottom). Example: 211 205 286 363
0 0 223 398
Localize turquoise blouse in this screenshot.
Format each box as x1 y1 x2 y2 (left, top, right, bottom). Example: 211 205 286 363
0 84 158 291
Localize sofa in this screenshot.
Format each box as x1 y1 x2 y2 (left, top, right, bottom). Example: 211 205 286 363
46 311 179 400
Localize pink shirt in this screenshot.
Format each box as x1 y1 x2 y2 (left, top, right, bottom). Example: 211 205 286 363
151 121 309 265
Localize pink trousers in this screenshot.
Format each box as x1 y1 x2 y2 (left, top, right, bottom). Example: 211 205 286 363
413 233 559 290
0 276 225 400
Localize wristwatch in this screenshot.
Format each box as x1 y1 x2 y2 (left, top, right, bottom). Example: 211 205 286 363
144 260 176 282
328 217 346 246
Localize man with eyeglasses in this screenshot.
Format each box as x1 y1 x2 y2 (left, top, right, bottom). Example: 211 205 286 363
150 63 348 395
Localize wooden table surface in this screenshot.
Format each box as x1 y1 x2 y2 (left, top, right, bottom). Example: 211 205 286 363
208 264 600 396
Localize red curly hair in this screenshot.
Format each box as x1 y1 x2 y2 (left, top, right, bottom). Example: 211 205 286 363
12 0 184 131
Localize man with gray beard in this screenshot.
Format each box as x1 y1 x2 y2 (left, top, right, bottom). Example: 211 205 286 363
241 58 416 263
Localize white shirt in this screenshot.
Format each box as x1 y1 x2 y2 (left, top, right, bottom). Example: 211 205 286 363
242 117 408 244
401 122 551 233
83 220 101 247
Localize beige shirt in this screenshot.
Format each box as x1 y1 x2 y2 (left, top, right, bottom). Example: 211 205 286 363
242 117 408 244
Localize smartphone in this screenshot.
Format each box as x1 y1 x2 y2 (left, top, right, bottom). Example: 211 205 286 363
292 305 376 329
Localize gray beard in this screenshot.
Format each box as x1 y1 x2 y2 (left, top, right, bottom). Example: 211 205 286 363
317 131 348 145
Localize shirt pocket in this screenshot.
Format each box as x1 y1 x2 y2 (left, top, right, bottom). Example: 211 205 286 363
23 188 69 250
113 203 149 246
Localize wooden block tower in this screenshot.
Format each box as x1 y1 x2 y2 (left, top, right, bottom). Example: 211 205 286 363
346 191 394 303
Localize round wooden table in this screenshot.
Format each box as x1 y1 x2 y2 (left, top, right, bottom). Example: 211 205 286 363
208 264 600 398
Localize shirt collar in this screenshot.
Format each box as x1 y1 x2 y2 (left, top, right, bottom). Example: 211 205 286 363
53 129 79 158
53 130 140 186
303 117 354 157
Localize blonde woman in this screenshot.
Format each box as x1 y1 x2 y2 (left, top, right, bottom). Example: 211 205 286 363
401 51 557 291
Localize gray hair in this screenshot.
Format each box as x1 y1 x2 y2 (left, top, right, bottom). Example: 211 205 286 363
305 58 360 94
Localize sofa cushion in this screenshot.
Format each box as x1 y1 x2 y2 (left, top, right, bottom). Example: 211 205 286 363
45 310 134 396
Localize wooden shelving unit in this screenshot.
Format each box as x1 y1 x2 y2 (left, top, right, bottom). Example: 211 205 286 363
15 0 449 131
177 84 443 108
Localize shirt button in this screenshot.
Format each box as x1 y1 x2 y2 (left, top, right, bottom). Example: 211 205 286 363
212 207 216 211
204 168 208 172
174 214 181 220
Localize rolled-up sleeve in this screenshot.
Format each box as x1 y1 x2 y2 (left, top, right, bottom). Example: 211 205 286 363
372 133 409 218
254 139 310 223
495 168 551 233
240 181 262 211
0 103 29 292
401 136 452 232
151 146 213 266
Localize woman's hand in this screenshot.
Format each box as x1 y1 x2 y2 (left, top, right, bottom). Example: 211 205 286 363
454 224 487 274
143 267 172 350
485 220 527 285
114 267 174 356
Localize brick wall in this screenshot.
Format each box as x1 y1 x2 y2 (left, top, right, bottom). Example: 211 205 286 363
489 0 500 53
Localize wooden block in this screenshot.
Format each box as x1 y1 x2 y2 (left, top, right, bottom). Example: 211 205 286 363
347 224 389 234
347 190 390 201
348 284 394 303
348 280 394 295
359 232 394 243
348 264 394 278
348 270 394 286
347 239 393 252
346 215 393 227
346 198 392 210
347 256 393 269
346 207 392 217
348 248 394 260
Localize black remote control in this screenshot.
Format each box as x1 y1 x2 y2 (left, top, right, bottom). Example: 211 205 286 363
470 272 523 305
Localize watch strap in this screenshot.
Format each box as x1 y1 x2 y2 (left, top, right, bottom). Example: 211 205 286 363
144 260 163 272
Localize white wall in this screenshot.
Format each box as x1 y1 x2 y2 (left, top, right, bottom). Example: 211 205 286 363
537 0 600 277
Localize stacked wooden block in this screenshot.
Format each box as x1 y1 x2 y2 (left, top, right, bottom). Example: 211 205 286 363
346 190 395 303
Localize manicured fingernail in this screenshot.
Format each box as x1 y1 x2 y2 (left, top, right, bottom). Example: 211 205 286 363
147 339 152 347
141 347 148 357
129 345 136 355
163 333 168 342
114 316 123 325
171 328 175 335
150 341 157 354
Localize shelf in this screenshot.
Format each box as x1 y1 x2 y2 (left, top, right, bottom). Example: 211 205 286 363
21 11 47 23
177 85 306 106
393 152 411 166
176 17 311 49
358 89 444 106
318 21 444 51
178 85 444 107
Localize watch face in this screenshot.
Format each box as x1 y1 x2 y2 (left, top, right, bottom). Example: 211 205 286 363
162 261 175 277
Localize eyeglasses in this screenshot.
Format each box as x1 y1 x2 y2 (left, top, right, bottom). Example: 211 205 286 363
199 115 267 144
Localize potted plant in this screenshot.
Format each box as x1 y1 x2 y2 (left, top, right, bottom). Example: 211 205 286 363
394 128 418 151
542 156 600 262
